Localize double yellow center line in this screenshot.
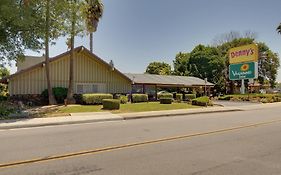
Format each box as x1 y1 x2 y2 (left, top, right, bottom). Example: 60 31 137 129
1 118 281 169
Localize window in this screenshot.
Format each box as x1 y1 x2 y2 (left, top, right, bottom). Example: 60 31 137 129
76 83 106 94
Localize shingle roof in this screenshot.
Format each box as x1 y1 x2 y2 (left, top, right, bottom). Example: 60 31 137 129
124 73 214 87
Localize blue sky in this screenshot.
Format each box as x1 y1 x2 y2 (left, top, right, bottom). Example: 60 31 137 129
10 0 281 81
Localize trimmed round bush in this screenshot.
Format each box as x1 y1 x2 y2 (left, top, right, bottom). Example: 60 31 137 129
160 98 173 104
192 96 212 106
132 94 148 103
41 87 68 104
184 94 196 101
82 93 113 105
102 99 120 110
158 93 173 99
175 93 183 102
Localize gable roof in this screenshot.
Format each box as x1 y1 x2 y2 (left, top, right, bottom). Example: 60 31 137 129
0 46 132 83
124 73 214 87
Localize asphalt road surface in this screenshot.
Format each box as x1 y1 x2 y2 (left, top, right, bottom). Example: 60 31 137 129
0 105 281 175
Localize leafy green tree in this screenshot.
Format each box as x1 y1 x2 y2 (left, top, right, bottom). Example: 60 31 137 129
173 52 190 76
188 45 225 92
257 43 280 88
27 0 68 105
217 38 280 91
82 0 104 52
0 0 44 65
0 67 9 95
145 62 171 75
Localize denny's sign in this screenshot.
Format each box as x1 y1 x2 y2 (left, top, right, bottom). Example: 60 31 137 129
229 44 258 64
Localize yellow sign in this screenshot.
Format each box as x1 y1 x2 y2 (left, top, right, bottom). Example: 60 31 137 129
229 44 259 64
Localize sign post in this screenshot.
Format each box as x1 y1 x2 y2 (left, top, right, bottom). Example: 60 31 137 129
228 44 259 94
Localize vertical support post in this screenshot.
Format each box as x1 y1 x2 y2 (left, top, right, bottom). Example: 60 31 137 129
155 85 157 101
241 79 245 94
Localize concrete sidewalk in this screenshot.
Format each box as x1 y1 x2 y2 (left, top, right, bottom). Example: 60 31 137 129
0 102 280 130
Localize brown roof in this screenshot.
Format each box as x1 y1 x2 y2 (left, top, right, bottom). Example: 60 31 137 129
125 73 214 87
0 46 132 84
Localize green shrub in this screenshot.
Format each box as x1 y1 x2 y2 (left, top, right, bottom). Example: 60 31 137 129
175 94 183 102
41 87 68 104
192 96 212 106
132 94 148 103
102 99 120 110
160 98 173 104
158 93 173 99
82 93 113 105
119 95 128 104
0 102 17 119
184 94 196 101
0 95 8 101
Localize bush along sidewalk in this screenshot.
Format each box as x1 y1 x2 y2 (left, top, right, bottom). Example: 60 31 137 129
218 94 281 103
192 96 213 106
102 99 120 110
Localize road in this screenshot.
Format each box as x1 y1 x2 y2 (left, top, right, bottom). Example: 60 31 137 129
0 105 281 175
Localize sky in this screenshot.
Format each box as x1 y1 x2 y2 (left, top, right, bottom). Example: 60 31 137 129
9 0 281 81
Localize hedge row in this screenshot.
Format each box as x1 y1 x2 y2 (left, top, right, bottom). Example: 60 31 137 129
82 94 113 105
102 99 120 110
184 94 196 101
132 94 148 103
158 93 173 99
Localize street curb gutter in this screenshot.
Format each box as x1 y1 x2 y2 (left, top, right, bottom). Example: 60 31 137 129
0 118 123 130
121 109 243 120
0 108 243 130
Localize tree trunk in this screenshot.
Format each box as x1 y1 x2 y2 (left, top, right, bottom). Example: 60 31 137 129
90 32 93 53
66 1 76 104
45 0 57 105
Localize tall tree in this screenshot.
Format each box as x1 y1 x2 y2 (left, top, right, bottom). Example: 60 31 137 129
145 62 171 75
257 42 280 88
29 0 67 105
65 0 85 104
217 38 280 91
44 0 56 104
173 52 190 76
0 0 44 65
189 45 225 91
83 0 104 52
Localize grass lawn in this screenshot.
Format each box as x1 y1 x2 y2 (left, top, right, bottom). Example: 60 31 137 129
58 102 199 114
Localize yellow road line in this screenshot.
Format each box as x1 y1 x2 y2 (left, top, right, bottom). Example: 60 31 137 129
1 118 281 169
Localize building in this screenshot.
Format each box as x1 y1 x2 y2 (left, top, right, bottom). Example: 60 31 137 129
0 46 132 98
125 73 214 100
1 46 214 103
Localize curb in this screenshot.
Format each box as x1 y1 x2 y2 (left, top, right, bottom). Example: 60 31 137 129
121 108 243 120
0 108 244 130
0 117 123 130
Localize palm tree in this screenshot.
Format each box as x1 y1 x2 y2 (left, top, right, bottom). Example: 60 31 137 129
277 23 281 34
85 0 104 52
